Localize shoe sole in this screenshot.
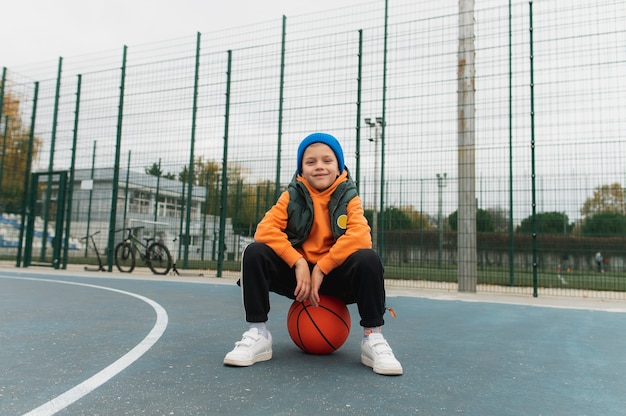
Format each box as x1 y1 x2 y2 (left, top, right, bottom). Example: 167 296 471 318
361 355 403 376
223 351 272 367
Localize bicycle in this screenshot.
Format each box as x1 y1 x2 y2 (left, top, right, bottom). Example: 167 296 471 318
114 226 172 275
80 230 106 272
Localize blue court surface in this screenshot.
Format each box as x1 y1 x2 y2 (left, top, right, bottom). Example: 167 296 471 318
1 266 625 416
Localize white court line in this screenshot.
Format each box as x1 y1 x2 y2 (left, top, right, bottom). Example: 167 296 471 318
0 276 169 416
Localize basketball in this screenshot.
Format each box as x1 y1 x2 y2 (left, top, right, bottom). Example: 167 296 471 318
287 295 351 355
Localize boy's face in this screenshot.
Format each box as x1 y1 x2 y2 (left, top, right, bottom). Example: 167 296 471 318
301 142 340 191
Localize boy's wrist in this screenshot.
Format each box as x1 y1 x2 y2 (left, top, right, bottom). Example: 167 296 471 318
293 257 307 269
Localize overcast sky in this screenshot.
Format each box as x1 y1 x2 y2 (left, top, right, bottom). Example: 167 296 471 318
1 0 360 68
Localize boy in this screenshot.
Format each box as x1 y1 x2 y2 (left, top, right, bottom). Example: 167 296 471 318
223 132 402 375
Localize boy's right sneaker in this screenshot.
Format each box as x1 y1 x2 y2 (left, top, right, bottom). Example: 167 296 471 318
223 328 272 367
361 333 403 375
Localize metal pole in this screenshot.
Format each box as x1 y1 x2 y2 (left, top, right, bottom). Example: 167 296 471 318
373 127 379 251
178 176 185 259
437 173 446 268
217 50 232 277
123 151 131 231
212 179 219 261
0 115 8 195
201 171 209 261
275 16 286 201
154 158 161 226
508 0 515 286
457 0 477 292
379 0 389 258
41 57 63 262
184 32 202 269
107 46 127 272
420 178 423 262
0 67 6 125
0 67 7 194
529 0 538 297
16 82 39 267
63 73 82 269
84 141 96 258
364 118 378 250
355 29 363 193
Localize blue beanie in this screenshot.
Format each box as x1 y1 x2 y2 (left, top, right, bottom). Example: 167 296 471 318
296 132 345 174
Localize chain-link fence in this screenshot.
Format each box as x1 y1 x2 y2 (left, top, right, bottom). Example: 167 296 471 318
1 0 625 297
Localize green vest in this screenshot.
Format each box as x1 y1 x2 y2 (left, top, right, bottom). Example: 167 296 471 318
285 170 358 248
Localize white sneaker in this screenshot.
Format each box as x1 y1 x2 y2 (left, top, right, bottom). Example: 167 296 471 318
223 328 272 367
361 333 403 375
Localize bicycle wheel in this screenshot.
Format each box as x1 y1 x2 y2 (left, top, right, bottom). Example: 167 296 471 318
114 242 136 273
146 242 172 275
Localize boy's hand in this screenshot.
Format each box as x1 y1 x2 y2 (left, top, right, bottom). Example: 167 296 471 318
308 265 325 307
293 258 311 302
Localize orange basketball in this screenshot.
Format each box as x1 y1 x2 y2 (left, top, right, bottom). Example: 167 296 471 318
287 295 351 355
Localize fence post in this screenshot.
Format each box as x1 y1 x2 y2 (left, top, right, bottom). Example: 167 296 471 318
217 50 232 278
107 46 127 272
184 32 202 269
529 1 538 297
379 0 389 258
355 29 363 193
458 0 477 293
16 82 39 267
63 74 82 269
275 15 287 202
41 57 63 262
0 68 7 195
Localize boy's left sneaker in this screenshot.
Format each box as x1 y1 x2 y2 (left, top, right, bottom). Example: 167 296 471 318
361 333 403 375
223 328 272 367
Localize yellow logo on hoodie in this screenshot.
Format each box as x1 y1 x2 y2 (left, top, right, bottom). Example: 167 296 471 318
337 214 348 229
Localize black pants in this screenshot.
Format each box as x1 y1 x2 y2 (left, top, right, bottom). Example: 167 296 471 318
240 242 386 327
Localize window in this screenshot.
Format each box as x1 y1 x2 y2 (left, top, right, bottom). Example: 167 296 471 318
158 197 180 218
130 191 151 214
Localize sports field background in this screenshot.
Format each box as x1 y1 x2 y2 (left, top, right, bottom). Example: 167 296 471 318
1 0 625 297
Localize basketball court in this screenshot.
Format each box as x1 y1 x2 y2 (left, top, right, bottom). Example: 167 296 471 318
1 265 624 415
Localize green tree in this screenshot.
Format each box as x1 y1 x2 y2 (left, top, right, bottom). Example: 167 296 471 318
228 180 277 236
384 206 413 230
194 157 220 188
580 211 626 237
516 211 573 235
365 206 414 231
187 158 264 235
485 207 510 233
581 183 625 217
145 161 175 179
399 205 431 230
448 209 494 232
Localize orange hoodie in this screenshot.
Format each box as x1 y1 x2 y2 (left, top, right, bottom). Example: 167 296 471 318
254 171 372 275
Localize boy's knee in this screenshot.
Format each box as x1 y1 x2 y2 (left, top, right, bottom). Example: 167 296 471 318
353 249 383 269
243 242 271 261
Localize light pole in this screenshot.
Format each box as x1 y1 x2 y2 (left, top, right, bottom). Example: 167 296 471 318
437 173 447 268
365 117 383 250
